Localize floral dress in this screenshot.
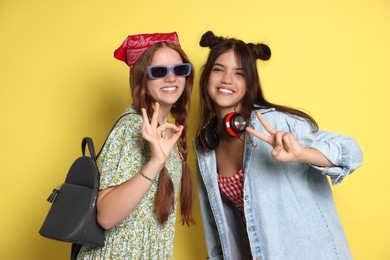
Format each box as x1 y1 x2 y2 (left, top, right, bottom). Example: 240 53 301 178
77 107 182 260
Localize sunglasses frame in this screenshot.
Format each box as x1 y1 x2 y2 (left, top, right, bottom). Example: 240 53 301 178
146 63 192 79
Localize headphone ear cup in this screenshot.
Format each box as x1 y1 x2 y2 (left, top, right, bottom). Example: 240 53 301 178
223 112 246 137
198 127 219 150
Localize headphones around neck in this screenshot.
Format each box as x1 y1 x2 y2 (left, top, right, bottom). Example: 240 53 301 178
197 112 247 150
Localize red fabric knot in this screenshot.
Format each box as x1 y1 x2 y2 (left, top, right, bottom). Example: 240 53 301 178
114 32 181 68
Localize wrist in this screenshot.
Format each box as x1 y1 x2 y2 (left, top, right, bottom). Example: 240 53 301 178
139 170 155 183
142 159 165 180
296 147 311 163
148 158 166 171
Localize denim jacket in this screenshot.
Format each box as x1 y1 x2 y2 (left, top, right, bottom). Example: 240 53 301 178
195 108 363 260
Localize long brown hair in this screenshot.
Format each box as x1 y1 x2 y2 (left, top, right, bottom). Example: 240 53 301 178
197 31 318 135
130 42 194 225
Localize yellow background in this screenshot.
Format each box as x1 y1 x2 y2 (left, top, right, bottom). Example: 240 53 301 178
1 0 389 259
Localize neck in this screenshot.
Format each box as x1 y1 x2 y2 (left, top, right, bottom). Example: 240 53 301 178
156 104 171 124
215 104 242 120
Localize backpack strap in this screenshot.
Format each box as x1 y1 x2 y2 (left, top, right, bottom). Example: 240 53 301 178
96 112 134 159
82 137 97 161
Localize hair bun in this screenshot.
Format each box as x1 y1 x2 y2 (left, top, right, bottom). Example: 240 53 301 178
248 43 271 61
200 31 271 61
200 31 222 48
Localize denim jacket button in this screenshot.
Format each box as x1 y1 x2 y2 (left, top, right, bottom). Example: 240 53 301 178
249 226 254 232
244 195 248 200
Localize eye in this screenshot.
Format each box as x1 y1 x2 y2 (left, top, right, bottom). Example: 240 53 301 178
151 67 168 78
212 66 224 72
235 70 244 76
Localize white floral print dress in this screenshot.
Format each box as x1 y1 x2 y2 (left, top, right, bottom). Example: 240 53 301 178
77 107 182 260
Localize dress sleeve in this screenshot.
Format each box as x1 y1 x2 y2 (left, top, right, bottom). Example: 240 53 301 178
98 114 148 190
288 115 363 185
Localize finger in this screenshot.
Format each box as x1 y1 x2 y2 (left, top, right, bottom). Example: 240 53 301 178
256 112 276 135
275 131 284 147
141 108 149 124
246 126 272 145
169 125 184 139
159 123 182 133
151 102 159 128
282 133 293 152
141 108 151 134
271 145 282 158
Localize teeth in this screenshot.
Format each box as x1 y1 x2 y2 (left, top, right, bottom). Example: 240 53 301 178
218 88 233 94
162 87 177 91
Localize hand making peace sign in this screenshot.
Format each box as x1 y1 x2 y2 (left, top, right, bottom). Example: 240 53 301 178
246 111 305 163
141 102 183 166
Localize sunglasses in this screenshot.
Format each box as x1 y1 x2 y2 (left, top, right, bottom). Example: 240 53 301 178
146 63 192 79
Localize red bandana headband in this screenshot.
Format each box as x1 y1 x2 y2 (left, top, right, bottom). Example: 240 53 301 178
114 32 181 68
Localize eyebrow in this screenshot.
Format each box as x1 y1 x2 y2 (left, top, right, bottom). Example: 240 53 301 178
213 63 243 71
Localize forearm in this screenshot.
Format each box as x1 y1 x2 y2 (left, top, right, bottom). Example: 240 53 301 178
296 147 335 167
96 159 164 229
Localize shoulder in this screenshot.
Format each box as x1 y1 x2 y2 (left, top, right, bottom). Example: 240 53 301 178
117 107 143 129
99 107 145 162
107 107 144 143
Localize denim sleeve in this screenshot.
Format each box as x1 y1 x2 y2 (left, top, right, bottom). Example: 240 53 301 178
289 116 363 185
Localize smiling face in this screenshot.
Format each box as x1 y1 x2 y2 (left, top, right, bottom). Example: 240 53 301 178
207 49 246 115
146 47 186 111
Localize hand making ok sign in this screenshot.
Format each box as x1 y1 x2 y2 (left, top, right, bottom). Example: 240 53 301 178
141 102 183 166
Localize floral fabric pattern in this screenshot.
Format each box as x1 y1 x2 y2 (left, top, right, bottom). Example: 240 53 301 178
77 107 182 260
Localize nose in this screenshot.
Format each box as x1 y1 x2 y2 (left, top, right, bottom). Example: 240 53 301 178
164 71 176 82
221 72 232 85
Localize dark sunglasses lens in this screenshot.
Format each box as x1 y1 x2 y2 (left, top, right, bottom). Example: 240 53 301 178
174 64 190 76
151 67 168 78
